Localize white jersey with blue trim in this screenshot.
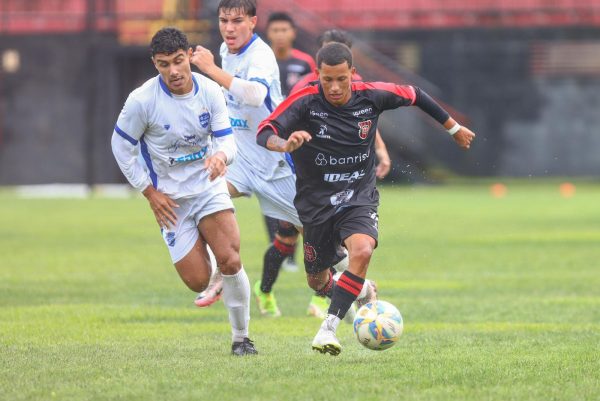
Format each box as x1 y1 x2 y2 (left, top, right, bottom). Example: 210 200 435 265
220 34 292 181
113 72 232 199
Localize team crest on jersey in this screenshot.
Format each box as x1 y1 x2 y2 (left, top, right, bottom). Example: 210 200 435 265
199 112 210 128
358 120 372 139
304 243 317 262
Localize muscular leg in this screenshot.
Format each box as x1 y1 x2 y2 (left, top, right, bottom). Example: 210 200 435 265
174 236 213 292
311 234 376 355
199 209 251 344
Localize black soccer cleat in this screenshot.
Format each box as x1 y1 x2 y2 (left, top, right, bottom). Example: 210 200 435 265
231 338 258 356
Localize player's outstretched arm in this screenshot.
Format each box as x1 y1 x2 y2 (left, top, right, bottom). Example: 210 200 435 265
443 117 476 149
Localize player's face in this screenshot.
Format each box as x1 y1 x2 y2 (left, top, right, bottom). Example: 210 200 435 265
219 8 257 54
266 21 295 52
152 48 193 95
317 62 356 107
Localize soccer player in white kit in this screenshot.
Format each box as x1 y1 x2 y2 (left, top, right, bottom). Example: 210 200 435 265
190 0 305 317
111 27 257 356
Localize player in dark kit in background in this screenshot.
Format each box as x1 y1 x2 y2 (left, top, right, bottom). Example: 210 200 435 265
257 43 476 355
260 12 317 273
267 12 316 97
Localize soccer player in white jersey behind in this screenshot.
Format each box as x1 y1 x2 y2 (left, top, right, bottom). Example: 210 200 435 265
111 27 257 356
191 0 377 320
190 0 306 317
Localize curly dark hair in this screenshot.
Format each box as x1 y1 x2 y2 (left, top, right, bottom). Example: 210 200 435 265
150 27 190 56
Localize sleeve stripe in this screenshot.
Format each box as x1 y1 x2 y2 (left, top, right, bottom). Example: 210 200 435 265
265 85 319 122
114 124 138 145
213 127 233 137
351 82 416 105
256 122 279 136
249 77 269 89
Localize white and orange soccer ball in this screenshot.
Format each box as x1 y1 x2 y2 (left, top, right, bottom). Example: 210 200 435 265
353 300 403 350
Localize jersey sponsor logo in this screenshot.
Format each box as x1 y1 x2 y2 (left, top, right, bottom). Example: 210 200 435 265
358 120 372 139
310 110 329 119
304 243 317 262
353 107 373 117
168 145 209 166
199 112 210 128
314 149 371 166
330 189 354 206
316 125 331 139
324 169 365 183
230 117 250 129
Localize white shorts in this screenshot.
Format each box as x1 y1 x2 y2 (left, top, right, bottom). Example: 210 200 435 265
227 160 301 227
161 189 234 263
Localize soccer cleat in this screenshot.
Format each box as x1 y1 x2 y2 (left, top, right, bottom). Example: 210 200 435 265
231 338 258 356
253 280 281 317
194 271 223 308
311 324 342 356
307 295 329 319
355 279 378 309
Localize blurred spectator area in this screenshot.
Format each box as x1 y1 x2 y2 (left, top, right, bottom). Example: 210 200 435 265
259 0 600 31
0 0 210 44
1 0 600 185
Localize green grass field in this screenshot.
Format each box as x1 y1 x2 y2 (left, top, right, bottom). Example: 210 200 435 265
1 182 599 401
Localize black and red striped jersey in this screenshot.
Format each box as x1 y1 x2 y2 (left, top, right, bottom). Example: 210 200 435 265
258 81 447 225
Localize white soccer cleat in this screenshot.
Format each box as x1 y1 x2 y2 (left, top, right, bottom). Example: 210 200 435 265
311 321 342 356
194 270 223 308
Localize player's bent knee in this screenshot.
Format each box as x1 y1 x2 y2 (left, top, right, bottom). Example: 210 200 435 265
216 252 242 275
351 245 375 265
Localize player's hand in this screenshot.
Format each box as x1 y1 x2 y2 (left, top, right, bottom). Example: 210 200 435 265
142 185 179 229
285 130 312 152
204 152 227 181
190 45 215 72
375 157 391 179
453 126 476 149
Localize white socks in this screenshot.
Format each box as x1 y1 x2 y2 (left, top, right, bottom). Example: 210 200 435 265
221 266 251 343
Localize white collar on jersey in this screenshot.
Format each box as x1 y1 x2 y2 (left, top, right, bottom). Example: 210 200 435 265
158 75 199 97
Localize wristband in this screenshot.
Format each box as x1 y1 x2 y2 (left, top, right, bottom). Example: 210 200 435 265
447 123 461 136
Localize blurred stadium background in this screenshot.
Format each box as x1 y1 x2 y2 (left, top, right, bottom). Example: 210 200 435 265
1 0 600 188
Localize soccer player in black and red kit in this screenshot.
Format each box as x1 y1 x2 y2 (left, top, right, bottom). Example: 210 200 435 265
257 42 476 355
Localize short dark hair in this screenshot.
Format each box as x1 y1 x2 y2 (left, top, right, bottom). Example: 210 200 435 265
218 0 256 17
267 12 295 28
318 29 352 48
150 27 189 56
316 42 353 69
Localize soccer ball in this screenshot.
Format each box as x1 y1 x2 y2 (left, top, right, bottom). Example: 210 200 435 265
353 300 403 350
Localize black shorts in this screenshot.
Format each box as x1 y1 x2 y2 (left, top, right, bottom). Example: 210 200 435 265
302 205 379 274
